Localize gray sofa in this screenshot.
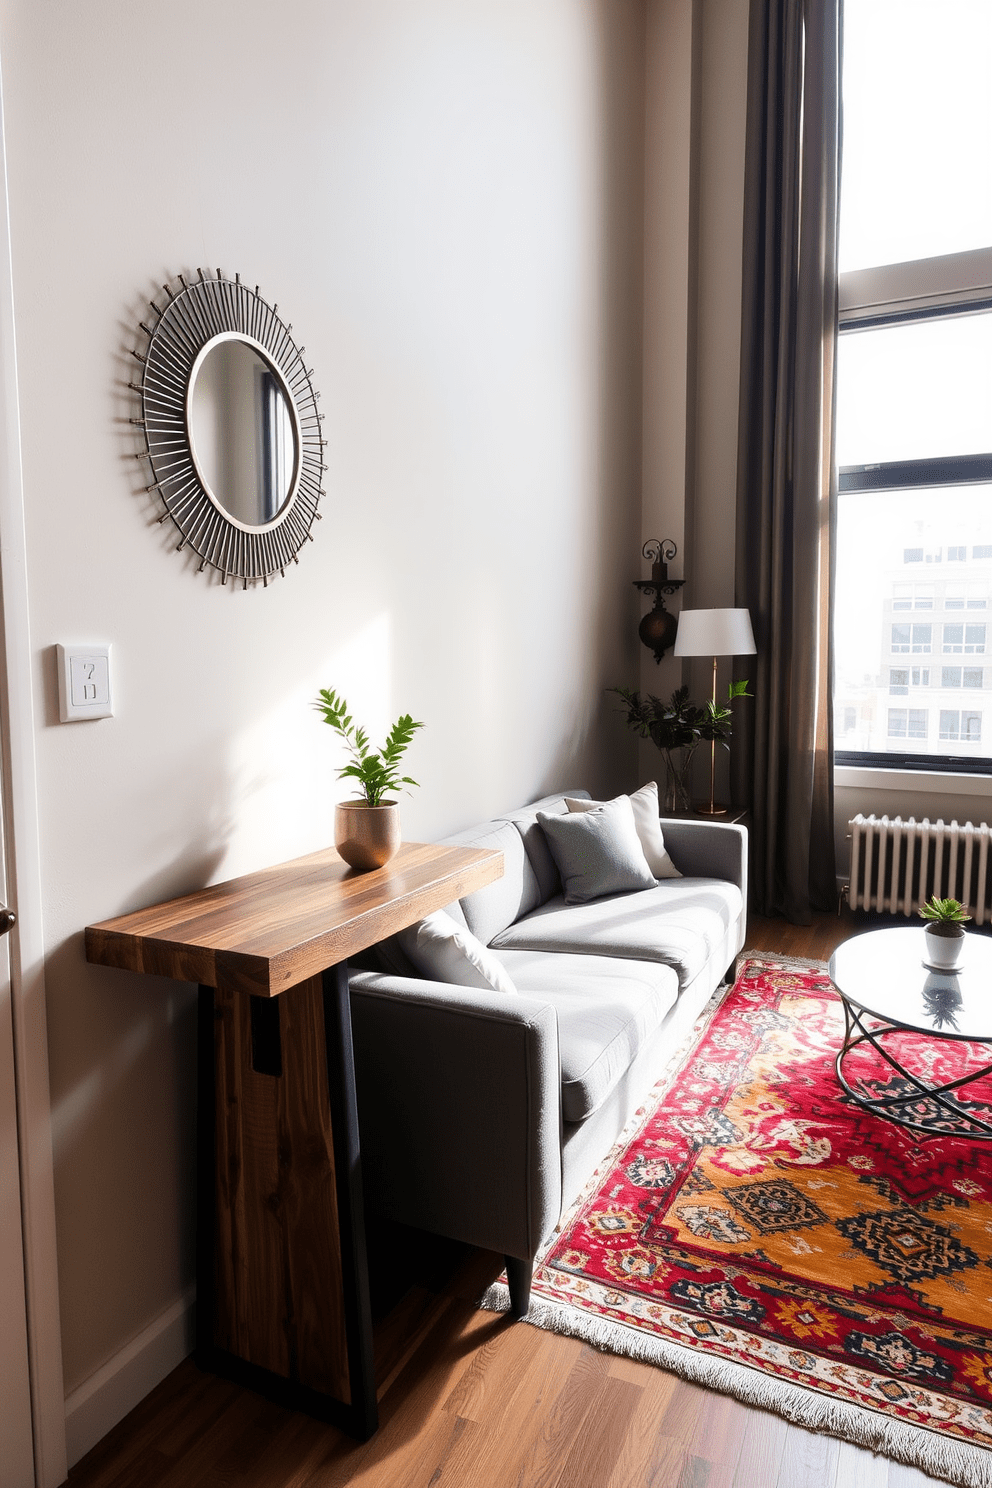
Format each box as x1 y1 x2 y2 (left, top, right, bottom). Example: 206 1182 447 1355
349 790 747 1316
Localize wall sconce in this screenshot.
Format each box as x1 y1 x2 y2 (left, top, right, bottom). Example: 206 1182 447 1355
633 539 686 662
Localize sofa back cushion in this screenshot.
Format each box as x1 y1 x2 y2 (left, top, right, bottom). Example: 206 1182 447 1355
495 791 589 907
441 819 539 945
434 792 591 946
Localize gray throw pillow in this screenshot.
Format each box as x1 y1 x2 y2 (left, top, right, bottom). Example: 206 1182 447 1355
565 781 682 879
537 795 657 905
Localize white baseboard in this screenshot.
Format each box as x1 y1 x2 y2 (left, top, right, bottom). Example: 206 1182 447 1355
64 1287 196 1469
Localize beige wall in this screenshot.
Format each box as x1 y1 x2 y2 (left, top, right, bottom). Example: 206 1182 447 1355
639 0 748 796
0 0 644 1444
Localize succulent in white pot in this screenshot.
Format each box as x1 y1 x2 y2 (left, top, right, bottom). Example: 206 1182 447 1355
918 895 970 971
313 688 424 872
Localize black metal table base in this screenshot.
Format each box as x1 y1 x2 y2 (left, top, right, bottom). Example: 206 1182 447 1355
836 997 992 1139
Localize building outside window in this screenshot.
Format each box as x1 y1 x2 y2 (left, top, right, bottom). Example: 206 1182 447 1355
939 710 982 743
832 0 992 774
887 708 928 740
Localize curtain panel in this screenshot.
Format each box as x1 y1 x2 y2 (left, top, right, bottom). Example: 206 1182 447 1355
733 0 842 921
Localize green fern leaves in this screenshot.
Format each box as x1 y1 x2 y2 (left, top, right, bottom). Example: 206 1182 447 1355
313 688 425 806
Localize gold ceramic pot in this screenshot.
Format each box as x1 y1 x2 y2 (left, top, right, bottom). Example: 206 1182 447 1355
334 800 401 871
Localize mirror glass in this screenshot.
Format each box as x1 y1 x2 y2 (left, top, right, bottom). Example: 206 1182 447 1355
188 336 298 526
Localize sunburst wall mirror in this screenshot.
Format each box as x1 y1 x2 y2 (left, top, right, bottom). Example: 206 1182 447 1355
131 270 326 587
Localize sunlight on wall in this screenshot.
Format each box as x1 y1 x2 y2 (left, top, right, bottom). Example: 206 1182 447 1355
215 614 395 879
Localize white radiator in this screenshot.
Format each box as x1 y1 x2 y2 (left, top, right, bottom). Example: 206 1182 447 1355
847 814 992 925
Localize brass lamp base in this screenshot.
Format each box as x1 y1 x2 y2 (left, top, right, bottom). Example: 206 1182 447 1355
694 802 728 816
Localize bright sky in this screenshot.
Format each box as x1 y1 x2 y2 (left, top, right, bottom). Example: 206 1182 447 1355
840 0 992 272
836 312 992 467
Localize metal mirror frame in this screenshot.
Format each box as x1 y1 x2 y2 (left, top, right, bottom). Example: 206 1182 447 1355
131 270 326 587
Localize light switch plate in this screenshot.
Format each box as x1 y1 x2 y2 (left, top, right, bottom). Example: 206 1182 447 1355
57 644 113 722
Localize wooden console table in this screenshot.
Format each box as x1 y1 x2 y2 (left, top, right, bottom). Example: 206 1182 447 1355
85 840 503 1440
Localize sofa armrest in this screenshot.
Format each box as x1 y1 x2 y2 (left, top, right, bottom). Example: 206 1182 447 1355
660 819 747 895
348 971 563 1262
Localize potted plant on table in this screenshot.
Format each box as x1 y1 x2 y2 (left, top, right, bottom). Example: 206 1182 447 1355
313 688 424 871
918 895 970 971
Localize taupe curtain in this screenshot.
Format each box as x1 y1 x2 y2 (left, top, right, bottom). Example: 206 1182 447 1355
733 0 842 922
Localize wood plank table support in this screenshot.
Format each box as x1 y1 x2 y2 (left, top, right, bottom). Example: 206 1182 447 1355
86 841 503 1440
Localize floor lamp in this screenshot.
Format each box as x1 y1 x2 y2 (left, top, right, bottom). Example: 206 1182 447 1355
674 608 756 815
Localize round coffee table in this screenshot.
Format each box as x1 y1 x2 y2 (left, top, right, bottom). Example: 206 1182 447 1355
829 926 992 1139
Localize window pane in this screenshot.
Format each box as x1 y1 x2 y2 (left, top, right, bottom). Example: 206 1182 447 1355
840 1 992 271
835 483 992 761
837 314 992 467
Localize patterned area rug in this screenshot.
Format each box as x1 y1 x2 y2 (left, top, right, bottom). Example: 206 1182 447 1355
482 956 992 1487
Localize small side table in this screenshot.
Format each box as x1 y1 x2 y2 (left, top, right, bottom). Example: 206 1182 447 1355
85 840 502 1439
660 806 749 826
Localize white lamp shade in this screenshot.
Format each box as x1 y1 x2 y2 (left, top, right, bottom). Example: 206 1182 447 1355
674 607 756 658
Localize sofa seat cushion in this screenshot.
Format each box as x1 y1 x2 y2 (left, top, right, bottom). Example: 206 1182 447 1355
490 879 744 989
491 949 679 1122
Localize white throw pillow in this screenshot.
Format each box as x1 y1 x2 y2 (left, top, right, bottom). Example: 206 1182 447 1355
565 781 682 879
396 910 518 994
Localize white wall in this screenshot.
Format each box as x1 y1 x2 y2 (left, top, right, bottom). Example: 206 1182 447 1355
0 0 645 1457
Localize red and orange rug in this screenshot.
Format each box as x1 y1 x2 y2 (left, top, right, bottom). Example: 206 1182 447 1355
483 956 992 1487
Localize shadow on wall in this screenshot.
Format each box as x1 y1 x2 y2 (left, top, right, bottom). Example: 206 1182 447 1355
46 941 198 1391
584 0 651 801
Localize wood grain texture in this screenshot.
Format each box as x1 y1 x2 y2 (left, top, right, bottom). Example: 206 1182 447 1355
85 841 503 996
210 972 350 1401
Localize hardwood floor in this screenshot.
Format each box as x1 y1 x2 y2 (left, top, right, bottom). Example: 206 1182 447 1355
66 910 951 1488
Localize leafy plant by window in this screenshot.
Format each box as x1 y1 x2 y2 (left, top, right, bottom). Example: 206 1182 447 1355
313 689 424 807
610 681 751 809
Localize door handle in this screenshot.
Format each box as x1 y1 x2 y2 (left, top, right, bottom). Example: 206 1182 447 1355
0 906 16 935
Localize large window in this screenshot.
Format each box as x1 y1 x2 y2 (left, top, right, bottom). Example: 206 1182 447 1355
833 1 992 774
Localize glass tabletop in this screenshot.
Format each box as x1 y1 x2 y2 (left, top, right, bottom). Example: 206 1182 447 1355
829 926 992 1041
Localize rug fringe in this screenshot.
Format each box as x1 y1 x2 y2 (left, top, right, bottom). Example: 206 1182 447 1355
478 1283 992 1488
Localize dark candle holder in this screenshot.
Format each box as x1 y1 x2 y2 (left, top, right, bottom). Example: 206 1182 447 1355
633 539 685 662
